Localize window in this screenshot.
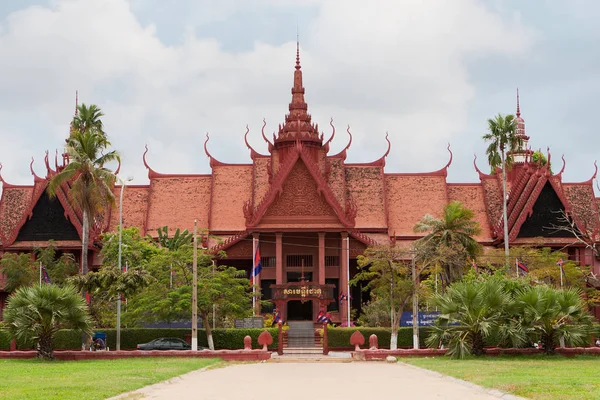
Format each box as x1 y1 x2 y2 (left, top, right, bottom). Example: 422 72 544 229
262 256 276 268
325 256 339 267
286 255 313 268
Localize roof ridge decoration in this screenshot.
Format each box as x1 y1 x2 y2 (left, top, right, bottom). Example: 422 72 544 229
142 144 163 179
323 118 336 153
261 119 274 153
44 150 56 177
244 124 268 160
30 158 44 183
350 132 392 167
330 125 353 159
0 163 15 188
473 153 494 179
349 230 379 248
204 133 237 167
556 155 566 178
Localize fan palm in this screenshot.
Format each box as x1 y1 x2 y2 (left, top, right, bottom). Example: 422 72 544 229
2 284 93 360
414 201 482 285
426 279 526 358
515 286 593 354
482 114 520 261
47 113 119 275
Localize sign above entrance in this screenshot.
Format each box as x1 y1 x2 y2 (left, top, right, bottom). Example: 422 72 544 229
270 282 335 301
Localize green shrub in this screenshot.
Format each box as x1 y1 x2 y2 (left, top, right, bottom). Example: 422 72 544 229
327 327 431 349
29 328 279 350
0 330 11 350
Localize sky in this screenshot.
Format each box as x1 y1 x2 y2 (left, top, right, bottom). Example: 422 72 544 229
0 0 598 191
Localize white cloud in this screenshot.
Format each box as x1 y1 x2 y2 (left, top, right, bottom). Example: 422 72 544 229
0 0 535 187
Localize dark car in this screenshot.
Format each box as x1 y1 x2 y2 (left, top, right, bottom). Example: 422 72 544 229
137 337 191 350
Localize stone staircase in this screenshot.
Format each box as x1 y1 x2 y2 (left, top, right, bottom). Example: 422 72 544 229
283 321 322 355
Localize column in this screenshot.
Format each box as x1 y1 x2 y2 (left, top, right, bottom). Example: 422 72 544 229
340 232 348 326
318 232 326 285
276 233 283 285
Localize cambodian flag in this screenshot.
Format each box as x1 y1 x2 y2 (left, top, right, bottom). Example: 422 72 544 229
316 310 325 323
517 260 529 274
252 247 262 277
273 311 283 325
41 265 51 284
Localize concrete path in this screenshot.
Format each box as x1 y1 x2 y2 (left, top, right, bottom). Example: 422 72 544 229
113 362 518 400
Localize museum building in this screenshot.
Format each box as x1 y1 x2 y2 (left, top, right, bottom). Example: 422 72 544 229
0 45 599 322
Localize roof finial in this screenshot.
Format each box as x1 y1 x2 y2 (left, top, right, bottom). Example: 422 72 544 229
516 87 520 117
75 90 79 115
295 27 301 71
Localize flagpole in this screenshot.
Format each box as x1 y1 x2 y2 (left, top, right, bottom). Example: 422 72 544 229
39 262 42 286
252 235 256 317
516 258 518 278
346 235 350 326
559 261 564 288
191 219 198 351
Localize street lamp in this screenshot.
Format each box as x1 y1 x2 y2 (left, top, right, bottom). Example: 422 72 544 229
117 175 134 351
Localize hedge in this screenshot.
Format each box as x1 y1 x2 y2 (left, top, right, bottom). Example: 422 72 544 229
0 328 279 351
327 327 431 349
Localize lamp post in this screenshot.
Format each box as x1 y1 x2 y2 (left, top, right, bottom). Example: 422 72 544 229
117 176 133 351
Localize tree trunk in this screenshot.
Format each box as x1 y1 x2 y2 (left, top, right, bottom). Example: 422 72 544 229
472 331 485 356
203 315 214 350
501 150 509 264
542 332 556 355
390 331 398 350
37 334 55 361
81 209 89 275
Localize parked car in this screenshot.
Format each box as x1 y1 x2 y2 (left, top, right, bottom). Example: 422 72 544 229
137 337 191 350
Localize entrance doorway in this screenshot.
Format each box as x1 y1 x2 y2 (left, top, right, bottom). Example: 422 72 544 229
287 301 313 321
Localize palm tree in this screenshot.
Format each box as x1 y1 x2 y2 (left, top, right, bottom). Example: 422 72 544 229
47 109 119 275
482 114 520 262
2 284 93 360
516 286 593 355
426 279 526 358
71 103 106 138
414 201 482 286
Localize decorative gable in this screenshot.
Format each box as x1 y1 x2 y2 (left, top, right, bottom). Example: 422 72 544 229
262 159 341 225
517 182 573 238
16 191 80 242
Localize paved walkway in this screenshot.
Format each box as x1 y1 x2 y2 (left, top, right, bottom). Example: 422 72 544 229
113 362 518 400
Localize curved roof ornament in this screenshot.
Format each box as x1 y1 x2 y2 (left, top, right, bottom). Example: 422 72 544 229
30 157 43 182
323 118 336 153
114 157 121 176
473 153 493 179
244 124 267 159
383 132 392 158
444 143 453 170
44 150 55 176
54 150 60 171
142 144 160 178
0 163 5 185
556 155 566 177
261 119 273 153
330 125 353 159
591 160 598 182
203 133 228 168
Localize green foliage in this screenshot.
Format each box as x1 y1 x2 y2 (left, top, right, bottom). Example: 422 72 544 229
516 286 593 354
414 201 482 287
0 242 79 292
426 278 527 359
353 245 414 346
1 328 279 350
156 226 193 251
47 104 119 275
327 327 430 349
482 113 521 171
2 285 93 360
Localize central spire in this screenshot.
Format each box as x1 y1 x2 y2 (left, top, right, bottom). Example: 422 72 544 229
274 40 322 148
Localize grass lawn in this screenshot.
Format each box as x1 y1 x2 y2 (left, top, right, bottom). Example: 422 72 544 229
0 357 222 400
403 355 600 400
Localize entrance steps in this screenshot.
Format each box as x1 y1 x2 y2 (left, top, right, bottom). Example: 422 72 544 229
286 321 318 348
269 352 353 363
